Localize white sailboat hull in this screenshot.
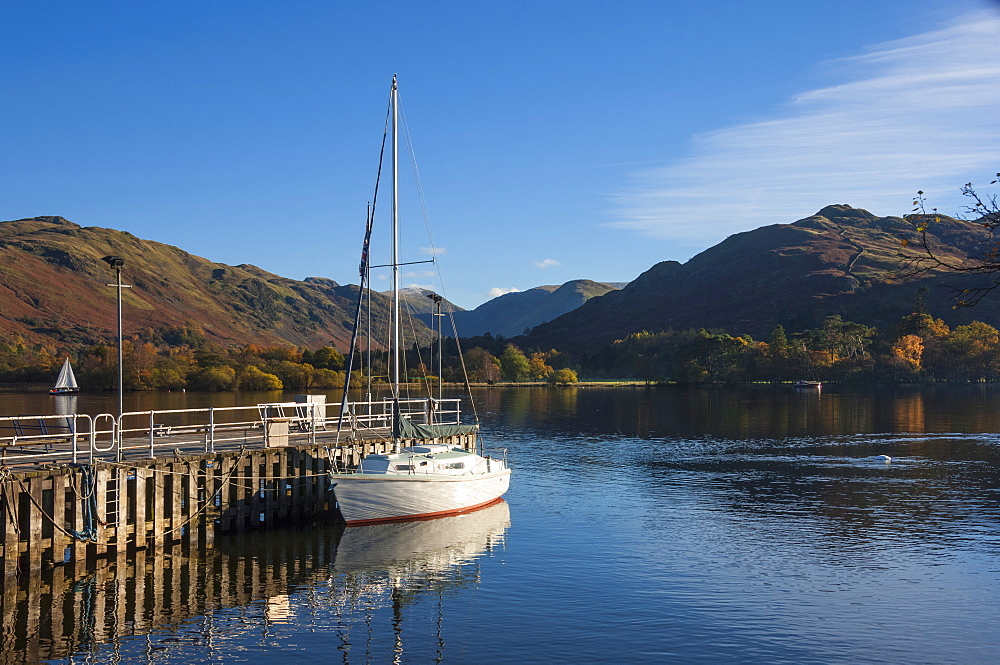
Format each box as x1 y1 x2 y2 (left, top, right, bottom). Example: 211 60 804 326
332 469 512 526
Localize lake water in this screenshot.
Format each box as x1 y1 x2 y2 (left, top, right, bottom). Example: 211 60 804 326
4 385 1000 664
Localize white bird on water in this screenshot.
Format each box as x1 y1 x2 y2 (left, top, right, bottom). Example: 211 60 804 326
878 454 892 463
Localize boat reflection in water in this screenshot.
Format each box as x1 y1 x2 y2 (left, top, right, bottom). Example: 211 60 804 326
2 499 510 663
323 499 511 658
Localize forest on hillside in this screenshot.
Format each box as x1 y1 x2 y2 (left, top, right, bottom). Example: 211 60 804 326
3 311 1000 390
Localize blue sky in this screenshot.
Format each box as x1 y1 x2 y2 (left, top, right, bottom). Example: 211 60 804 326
3 1 999 309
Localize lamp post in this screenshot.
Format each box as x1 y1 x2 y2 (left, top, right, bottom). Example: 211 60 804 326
101 256 131 422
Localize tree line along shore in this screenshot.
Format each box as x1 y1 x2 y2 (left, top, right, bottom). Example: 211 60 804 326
3 311 1000 392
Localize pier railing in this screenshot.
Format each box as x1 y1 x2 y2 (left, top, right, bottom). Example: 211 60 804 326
0 397 464 467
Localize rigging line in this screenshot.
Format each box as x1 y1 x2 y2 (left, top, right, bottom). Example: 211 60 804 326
397 98 444 274
396 94 473 416
445 306 481 428
401 302 433 401
370 97 392 224
341 93 391 434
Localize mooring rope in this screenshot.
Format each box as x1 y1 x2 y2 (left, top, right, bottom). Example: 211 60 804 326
0 443 349 553
161 448 247 537
66 464 102 542
11 472 85 541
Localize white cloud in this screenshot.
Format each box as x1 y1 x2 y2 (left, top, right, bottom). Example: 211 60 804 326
611 11 1000 250
421 246 446 256
534 258 561 269
488 287 520 298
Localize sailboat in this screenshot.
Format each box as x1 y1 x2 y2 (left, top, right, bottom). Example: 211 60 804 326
49 357 80 395
329 76 512 526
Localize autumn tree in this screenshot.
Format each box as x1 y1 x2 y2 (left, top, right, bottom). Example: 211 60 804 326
939 321 1000 381
237 365 283 390
312 368 348 389
311 346 346 370
500 344 530 382
271 361 314 390
77 344 117 389
189 366 237 391
527 351 554 380
808 316 875 364
891 334 924 372
464 347 501 383
123 338 160 390
548 368 579 386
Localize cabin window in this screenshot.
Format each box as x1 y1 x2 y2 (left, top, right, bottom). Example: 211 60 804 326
446 462 465 469
394 464 414 471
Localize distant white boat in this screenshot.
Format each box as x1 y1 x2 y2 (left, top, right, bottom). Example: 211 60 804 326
329 77 511 526
794 380 822 389
49 357 79 395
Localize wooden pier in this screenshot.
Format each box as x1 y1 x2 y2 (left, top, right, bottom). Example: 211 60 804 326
0 398 477 577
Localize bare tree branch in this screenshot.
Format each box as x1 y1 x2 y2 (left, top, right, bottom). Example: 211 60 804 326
896 172 1000 307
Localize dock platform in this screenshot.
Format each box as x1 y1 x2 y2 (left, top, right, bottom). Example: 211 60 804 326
0 397 478 576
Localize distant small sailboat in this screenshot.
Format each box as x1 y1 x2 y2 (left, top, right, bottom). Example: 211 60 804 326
794 379 822 389
49 357 79 395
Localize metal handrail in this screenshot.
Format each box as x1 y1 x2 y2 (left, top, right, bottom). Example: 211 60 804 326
1 396 466 465
0 413 93 465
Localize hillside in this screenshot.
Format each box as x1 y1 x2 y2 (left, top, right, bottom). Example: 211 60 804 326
526 205 999 353
443 280 621 338
0 216 430 351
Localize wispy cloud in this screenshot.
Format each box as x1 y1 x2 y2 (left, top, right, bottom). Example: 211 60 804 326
488 287 520 298
533 258 561 269
421 246 446 256
611 11 1000 250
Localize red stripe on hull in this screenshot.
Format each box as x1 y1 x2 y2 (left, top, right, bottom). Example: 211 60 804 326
344 496 506 527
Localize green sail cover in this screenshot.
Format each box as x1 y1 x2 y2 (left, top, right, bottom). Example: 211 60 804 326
395 417 477 440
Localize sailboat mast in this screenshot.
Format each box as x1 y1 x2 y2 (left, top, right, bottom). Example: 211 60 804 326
391 75 400 397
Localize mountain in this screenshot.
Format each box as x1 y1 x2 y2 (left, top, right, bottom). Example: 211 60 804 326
0 216 430 350
443 279 622 338
395 287 465 316
9 209 995 359
526 205 1000 354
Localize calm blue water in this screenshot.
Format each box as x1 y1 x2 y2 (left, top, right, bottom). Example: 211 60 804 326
14 386 1000 663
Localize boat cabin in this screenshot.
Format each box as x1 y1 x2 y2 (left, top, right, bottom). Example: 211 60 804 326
357 445 481 476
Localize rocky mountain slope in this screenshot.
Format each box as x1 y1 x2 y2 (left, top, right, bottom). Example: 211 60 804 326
526 205 999 353
0 216 428 350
